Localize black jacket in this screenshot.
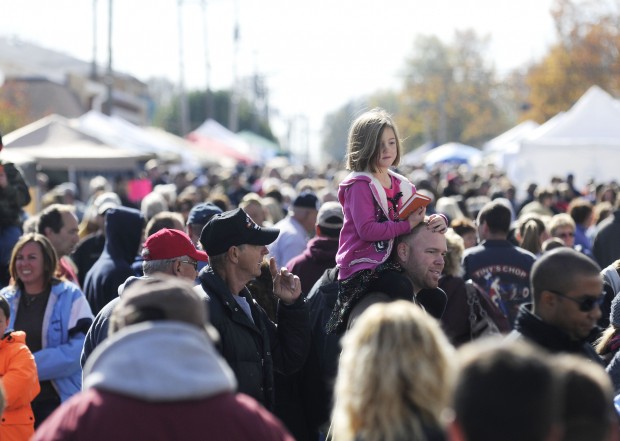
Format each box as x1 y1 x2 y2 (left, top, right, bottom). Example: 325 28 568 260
197 266 310 410
84 207 144 315
509 303 604 365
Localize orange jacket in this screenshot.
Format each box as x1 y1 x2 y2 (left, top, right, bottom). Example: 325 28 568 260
0 331 40 441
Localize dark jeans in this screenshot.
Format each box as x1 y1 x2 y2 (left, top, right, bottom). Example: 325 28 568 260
32 395 61 429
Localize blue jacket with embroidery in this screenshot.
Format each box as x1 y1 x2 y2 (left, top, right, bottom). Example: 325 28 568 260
462 239 536 327
1 280 93 402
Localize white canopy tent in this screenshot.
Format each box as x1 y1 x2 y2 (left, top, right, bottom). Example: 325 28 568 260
76 110 199 171
190 119 258 163
482 120 539 173
512 85 620 193
3 114 152 173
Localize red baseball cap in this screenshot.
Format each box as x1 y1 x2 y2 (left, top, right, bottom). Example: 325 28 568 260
142 228 209 262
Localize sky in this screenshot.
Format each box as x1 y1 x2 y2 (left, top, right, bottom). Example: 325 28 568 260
1 0 558 161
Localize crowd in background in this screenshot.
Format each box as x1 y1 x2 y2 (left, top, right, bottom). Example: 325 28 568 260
2 145 620 440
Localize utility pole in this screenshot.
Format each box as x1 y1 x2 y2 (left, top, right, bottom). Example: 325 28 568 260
103 0 113 116
201 0 212 120
177 0 190 135
91 0 98 80
228 0 239 132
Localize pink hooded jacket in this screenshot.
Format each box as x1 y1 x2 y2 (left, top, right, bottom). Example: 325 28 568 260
336 170 415 280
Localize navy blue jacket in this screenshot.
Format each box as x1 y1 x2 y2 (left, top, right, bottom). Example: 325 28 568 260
463 239 536 327
83 207 144 315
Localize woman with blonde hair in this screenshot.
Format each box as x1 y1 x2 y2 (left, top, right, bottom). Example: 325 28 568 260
330 301 455 441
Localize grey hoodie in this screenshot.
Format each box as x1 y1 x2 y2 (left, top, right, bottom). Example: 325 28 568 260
84 321 236 401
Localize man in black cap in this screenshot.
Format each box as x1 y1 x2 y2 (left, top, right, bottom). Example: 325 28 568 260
268 191 320 270
196 207 310 412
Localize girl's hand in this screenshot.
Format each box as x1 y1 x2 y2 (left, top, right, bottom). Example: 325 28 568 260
407 206 426 229
427 213 448 233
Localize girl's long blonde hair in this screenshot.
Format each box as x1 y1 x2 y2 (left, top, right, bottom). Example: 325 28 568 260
330 301 455 441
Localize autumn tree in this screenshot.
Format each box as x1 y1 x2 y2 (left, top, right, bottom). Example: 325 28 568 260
524 0 620 122
320 30 513 159
399 31 509 150
0 81 32 134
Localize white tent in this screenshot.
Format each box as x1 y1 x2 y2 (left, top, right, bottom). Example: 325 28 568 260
189 119 258 163
512 85 620 192
76 110 199 170
3 114 152 172
482 120 539 169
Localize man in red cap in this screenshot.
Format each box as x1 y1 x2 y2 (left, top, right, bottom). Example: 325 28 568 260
80 228 209 366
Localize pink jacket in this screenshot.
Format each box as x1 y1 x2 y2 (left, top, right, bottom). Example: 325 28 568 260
336 170 415 279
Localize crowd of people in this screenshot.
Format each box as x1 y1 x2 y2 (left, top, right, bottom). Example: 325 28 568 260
1 109 620 440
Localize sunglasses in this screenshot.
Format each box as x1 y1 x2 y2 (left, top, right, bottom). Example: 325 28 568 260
547 289 604 312
178 259 198 270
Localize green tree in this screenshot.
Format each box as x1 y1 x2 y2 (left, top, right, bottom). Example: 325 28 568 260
524 0 620 122
154 88 276 141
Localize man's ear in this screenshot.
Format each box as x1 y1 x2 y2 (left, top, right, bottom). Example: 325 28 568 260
227 246 239 264
539 290 556 308
534 290 557 319
397 241 409 262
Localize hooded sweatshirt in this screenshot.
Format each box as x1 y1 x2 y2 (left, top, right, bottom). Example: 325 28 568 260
84 207 144 315
34 322 294 441
336 170 414 280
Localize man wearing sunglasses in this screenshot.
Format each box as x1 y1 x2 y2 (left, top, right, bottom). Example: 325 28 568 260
509 247 604 364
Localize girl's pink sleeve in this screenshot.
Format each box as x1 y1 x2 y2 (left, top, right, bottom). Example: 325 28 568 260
345 181 410 242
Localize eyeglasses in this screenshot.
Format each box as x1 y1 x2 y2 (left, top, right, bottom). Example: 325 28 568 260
547 289 604 312
178 259 198 270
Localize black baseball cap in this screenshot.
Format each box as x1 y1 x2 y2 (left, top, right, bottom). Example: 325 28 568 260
199 208 280 256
